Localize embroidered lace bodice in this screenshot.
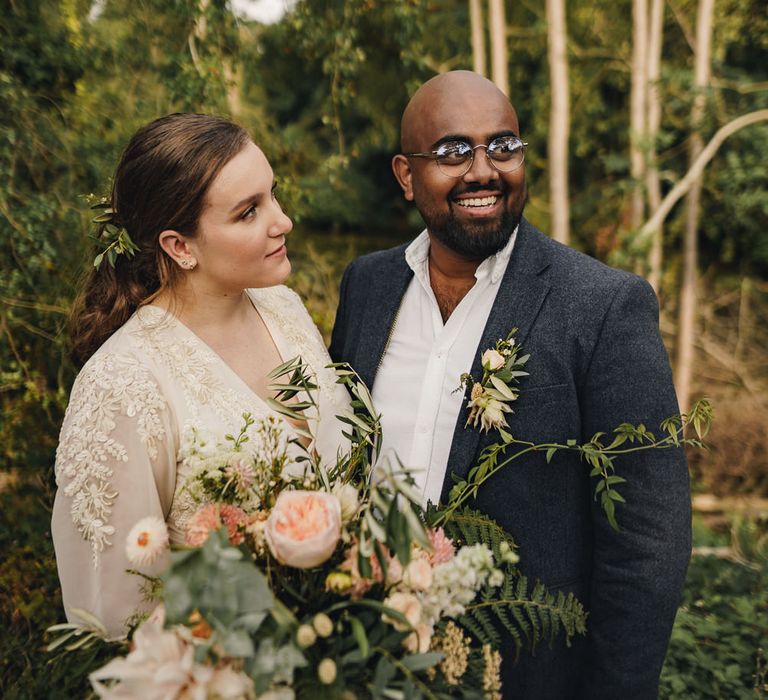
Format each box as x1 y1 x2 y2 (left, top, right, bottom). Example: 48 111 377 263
52 286 351 637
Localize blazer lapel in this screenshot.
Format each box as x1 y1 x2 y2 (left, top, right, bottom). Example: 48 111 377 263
441 219 553 501
353 247 413 390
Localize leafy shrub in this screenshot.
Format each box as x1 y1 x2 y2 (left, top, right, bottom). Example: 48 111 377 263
659 519 768 699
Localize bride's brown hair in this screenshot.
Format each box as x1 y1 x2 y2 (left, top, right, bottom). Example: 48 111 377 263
70 113 250 366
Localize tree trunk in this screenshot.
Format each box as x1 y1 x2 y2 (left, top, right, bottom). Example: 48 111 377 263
192 0 240 116
546 0 570 244
675 0 715 413
630 0 649 231
488 0 509 96
645 0 664 293
469 0 486 76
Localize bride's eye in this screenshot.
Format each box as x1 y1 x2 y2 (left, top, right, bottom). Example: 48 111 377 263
241 204 257 221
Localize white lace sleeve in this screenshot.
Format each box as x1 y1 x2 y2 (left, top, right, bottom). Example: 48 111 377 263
51 351 176 637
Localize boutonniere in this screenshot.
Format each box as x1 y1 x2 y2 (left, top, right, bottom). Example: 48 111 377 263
459 330 529 434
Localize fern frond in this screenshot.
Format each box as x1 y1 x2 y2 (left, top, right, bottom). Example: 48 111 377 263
459 573 587 659
438 506 518 561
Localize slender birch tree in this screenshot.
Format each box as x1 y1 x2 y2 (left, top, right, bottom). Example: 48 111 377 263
469 0 487 76
675 0 715 413
489 0 509 96
645 0 665 292
629 0 648 231
191 0 241 116
546 0 570 243
630 0 649 232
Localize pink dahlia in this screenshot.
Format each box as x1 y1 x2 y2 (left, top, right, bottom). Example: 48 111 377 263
427 527 455 565
185 503 248 547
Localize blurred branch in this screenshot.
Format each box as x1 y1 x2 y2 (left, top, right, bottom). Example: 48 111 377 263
693 494 768 516
0 316 33 384
667 0 696 52
637 110 768 245
0 297 69 315
711 79 768 94
660 314 763 397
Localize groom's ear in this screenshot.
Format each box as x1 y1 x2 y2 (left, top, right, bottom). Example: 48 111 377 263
392 154 414 202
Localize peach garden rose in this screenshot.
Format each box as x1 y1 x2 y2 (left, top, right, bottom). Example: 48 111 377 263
265 490 342 569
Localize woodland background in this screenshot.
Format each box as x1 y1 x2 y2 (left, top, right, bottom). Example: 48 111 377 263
1 0 767 697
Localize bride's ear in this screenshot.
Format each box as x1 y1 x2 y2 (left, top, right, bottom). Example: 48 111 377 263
158 230 197 270
392 154 414 202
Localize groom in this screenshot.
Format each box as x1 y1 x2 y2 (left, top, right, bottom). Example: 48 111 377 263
330 71 690 699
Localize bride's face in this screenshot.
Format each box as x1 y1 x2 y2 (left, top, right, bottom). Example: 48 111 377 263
190 141 293 293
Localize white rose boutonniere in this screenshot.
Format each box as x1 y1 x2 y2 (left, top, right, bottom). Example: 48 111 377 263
460 330 529 434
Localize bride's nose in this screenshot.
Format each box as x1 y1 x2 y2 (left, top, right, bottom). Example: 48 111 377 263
270 204 293 237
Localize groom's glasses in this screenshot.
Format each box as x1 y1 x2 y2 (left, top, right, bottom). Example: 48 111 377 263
403 135 528 178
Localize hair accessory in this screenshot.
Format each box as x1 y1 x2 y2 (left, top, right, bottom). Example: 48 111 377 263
87 196 140 269
179 257 197 270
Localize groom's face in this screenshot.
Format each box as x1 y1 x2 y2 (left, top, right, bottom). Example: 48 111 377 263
394 80 527 261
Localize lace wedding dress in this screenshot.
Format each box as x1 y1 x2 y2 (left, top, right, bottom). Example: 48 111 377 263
51 286 351 637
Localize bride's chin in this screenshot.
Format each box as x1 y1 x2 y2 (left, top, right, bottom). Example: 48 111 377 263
256 258 292 288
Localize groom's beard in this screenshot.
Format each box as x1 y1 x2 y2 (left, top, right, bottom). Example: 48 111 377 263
426 207 520 260
417 182 526 261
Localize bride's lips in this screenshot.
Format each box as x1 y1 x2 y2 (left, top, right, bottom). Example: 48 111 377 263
266 243 287 259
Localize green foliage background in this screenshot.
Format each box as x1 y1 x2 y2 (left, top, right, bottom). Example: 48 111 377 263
1 0 767 697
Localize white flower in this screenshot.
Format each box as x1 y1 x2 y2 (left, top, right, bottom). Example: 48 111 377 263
499 540 520 565
90 614 206 699
420 544 500 626
403 557 433 592
224 457 256 494
257 690 294 700
404 623 434 654
332 482 361 523
479 398 510 432
125 516 169 567
467 389 512 433
91 606 255 699
482 349 506 371
382 592 422 631
209 665 256 699
488 569 504 587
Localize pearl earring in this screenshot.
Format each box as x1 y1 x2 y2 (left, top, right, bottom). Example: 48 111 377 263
179 257 197 270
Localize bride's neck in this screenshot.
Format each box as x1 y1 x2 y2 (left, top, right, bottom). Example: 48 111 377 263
152 285 253 331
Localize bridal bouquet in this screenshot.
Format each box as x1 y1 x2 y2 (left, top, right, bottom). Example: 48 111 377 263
49 344 711 699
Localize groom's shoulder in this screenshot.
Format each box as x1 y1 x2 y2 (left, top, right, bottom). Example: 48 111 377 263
522 220 642 293
344 241 410 276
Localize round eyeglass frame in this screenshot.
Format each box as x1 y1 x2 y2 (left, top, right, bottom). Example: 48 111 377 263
403 136 528 178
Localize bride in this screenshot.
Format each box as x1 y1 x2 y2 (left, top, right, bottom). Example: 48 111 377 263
51 113 351 637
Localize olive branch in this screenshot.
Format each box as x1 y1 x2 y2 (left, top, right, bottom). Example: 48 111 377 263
85 195 139 269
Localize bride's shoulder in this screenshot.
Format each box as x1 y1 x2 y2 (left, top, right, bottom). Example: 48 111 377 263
72 311 169 390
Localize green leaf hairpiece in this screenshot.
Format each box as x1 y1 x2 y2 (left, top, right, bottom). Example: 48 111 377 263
87 196 140 269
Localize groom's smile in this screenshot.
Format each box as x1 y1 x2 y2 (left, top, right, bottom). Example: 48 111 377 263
450 183 506 218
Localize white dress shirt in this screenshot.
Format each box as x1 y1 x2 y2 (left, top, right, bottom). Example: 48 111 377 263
372 227 517 507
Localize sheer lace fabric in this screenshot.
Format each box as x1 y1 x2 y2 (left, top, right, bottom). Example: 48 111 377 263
52 286 351 637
